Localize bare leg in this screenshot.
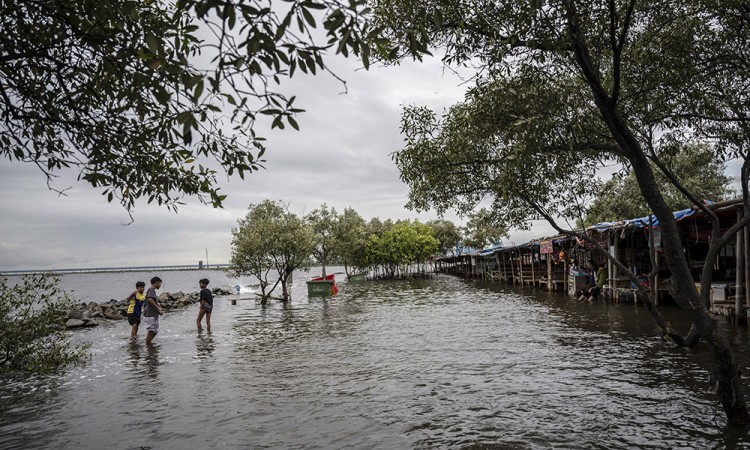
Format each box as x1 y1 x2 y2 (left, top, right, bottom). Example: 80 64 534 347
197 310 204 332
146 331 156 345
131 324 138 338
205 312 211 332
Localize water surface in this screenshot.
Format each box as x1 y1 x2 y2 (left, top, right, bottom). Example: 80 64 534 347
2 274 749 449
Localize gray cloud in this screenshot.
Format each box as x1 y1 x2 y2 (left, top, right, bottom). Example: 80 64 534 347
1 55 473 271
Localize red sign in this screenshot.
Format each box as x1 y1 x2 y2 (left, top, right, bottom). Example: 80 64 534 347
540 240 554 254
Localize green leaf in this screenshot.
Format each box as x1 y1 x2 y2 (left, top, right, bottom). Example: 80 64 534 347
302 7 316 27
194 78 204 100
145 33 159 54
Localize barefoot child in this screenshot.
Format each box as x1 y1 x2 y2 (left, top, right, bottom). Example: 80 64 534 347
196 278 213 332
126 281 146 338
143 277 163 345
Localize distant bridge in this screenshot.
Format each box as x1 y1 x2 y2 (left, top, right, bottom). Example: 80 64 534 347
0 264 231 276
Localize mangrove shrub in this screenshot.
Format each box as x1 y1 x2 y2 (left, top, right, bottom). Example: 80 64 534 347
0 274 90 373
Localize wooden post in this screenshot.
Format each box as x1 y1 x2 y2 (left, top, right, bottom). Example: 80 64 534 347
531 248 536 287
654 251 660 307
502 252 507 282
518 250 524 285
547 252 553 291
612 231 620 302
745 219 750 325
564 257 569 295
736 210 744 320
511 250 516 284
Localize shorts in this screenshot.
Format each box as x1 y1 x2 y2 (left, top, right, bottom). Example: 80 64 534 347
202 303 213 313
127 314 141 326
142 316 159 334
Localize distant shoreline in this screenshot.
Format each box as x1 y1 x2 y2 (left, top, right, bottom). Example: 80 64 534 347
1 264 231 276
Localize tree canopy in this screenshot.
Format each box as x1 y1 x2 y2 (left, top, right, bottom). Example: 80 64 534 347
461 208 509 250
306 204 340 277
378 0 750 424
1 0 387 211
426 218 462 255
365 219 439 277
228 199 314 302
335 207 369 277
584 143 735 225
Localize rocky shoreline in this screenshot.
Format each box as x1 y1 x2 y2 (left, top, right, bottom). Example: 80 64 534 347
64 287 234 329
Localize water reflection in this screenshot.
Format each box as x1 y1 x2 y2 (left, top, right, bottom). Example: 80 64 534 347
195 332 215 359
126 339 141 369
144 343 160 380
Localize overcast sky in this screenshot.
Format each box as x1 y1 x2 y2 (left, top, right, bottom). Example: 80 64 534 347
0 51 563 272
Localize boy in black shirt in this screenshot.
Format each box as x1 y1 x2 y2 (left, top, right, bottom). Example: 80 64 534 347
196 278 213 332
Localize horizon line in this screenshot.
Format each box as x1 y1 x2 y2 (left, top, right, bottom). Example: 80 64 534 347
0 263 231 276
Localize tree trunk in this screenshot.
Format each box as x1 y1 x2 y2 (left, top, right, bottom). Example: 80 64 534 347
625 122 748 426
566 10 749 424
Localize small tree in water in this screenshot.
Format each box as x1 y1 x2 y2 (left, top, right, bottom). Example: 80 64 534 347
0 274 90 373
335 207 369 278
229 200 314 304
306 204 340 278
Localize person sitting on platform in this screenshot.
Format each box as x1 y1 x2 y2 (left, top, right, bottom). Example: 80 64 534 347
584 263 607 302
577 264 595 301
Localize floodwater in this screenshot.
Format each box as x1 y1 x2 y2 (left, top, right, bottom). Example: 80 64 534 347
2 273 750 449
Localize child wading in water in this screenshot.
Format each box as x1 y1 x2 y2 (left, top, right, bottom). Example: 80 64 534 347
196 278 213 332
126 281 146 338
143 277 163 345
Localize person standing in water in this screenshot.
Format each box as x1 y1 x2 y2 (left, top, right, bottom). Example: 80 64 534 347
196 278 213 332
143 277 163 345
125 281 146 338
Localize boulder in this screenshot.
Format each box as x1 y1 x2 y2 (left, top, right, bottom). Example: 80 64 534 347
68 308 84 320
65 319 87 328
82 319 99 327
103 307 123 320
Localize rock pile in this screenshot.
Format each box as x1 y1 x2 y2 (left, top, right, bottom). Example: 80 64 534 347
64 287 229 329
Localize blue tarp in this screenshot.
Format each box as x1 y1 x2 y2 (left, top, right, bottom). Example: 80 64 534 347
630 207 696 228
590 206 701 232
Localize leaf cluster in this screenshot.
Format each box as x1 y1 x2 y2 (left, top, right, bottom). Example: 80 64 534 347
584 142 735 225
1 0 394 211
387 0 750 234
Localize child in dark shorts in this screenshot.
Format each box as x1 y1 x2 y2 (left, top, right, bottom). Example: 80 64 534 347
196 278 213 332
126 281 146 338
